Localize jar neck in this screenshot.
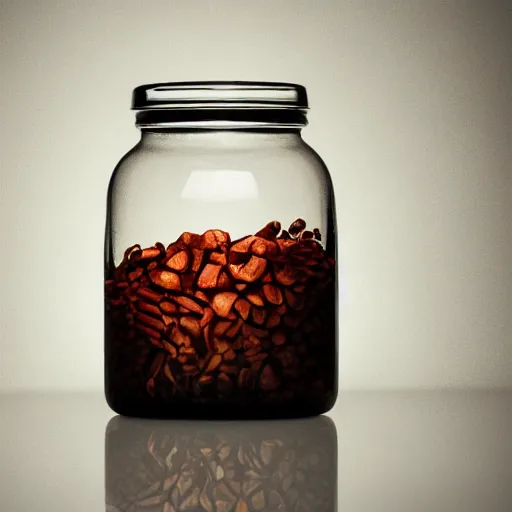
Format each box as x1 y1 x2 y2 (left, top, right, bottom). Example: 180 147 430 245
139 129 304 149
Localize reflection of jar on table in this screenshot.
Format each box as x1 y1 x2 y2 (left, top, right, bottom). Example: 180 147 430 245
105 415 337 512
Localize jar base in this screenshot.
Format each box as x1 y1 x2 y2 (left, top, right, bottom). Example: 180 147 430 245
105 393 337 420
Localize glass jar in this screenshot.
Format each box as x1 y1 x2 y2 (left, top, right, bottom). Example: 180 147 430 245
104 81 338 418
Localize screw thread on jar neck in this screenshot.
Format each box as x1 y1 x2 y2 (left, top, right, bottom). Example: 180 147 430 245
135 109 308 131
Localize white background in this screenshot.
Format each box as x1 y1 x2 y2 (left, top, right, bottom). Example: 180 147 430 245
1 0 510 391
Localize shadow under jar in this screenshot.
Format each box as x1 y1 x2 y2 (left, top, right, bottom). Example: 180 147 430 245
104 81 338 419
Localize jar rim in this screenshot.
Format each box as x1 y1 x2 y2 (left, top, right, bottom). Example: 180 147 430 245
131 81 309 111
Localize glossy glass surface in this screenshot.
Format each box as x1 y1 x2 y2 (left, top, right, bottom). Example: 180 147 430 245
105 82 337 418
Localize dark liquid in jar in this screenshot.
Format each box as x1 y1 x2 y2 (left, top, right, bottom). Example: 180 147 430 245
105 219 336 418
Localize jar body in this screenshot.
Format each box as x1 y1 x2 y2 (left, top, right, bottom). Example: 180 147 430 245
105 130 337 418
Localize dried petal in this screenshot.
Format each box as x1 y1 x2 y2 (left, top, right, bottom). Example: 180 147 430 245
169 326 191 347
200 307 214 328
255 221 281 240
135 323 161 339
180 316 202 337
251 308 266 325
174 295 204 315
272 331 286 345
244 335 261 350
234 298 251 320
137 287 164 303
218 372 233 391
136 301 161 317
203 324 213 351
149 337 163 349
166 250 189 272
262 272 273 283
183 364 197 375
277 238 297 251
225 319 243 338
238 368 252 389
131 246 163 263
259 364 280 391
204 354 222 373
190 248 204 272
228 256 267 283
135 312 165 332
162 341 177 358
224 349 236 361
191 290 207 303
109 297 124 307
178 232 202 247
164 363 177 386
275 303 287 316
274 264 297 286
146 377 155 395
284 289 305 310
266 313 281 329
244 346 261 357
128 267 144 281
215 339 232 353
160 300 178 314
123 244 141 261
251 238 279 258
181 273 195 291
230 235 256 254
288 218 306 236
217 270 232 289
242 324 268 338
149 270 181 290
246 293 264 307
149 352 165 378
105 278 115 290
262 284 283 305
220 364 238 374
209 251 227 266
146 263 158 272
198 264 222 288
180 346 196 357
212 292 238 318
283 312 306 328
213 320 232 337
201 229 231 249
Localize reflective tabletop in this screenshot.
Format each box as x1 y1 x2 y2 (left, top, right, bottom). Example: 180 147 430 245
0 390 510 511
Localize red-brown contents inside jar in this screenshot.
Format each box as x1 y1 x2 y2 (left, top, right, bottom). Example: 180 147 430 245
105 219 336 414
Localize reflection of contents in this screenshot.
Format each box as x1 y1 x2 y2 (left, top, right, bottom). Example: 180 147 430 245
105 416 337 512
105 219 335 405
